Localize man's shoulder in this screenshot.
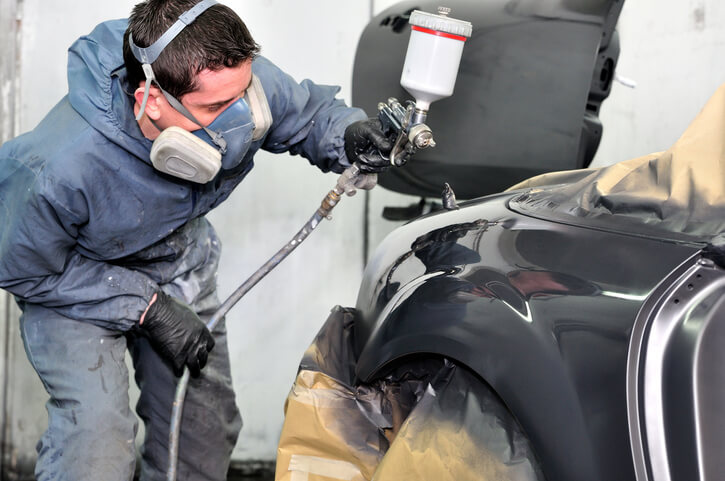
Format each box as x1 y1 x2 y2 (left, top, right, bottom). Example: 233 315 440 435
250 55 301 102
251 55 283 79
2 100 117 188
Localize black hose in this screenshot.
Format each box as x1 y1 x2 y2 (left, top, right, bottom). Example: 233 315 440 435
165 166 358 480
166 209 326 480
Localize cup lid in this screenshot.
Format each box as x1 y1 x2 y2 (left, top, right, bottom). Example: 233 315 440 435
409 7 473 37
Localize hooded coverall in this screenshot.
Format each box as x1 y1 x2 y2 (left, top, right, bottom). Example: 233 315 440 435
0 19 366 481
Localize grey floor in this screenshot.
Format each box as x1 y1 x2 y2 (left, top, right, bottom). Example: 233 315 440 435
227 461 275 481
128 461 275 481
228 473 274 481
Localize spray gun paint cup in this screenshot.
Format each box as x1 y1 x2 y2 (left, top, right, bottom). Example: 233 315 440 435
400 8 473 114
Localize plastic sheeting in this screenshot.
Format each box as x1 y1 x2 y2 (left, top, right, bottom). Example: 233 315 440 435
507 82 725 241
276 306 542 481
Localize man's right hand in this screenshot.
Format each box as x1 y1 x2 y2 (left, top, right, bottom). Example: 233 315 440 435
343 118 394 173
140 290 215 377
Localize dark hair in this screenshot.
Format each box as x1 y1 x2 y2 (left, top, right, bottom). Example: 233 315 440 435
123 0 260 99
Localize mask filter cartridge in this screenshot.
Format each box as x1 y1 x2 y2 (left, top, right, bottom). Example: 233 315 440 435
150 126 222 183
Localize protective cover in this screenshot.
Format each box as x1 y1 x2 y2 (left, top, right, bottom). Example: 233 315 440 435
508 81 725 242
275 306 541 481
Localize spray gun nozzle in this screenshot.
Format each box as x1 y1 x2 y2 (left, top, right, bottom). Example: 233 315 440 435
410 125 434 149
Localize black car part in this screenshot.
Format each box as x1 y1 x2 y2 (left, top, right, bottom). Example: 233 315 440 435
352 0 624 200
276 306 543 481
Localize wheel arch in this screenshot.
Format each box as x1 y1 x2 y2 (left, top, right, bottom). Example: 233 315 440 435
354 296 606 481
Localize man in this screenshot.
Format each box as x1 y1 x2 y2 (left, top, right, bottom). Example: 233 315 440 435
0 1 393 480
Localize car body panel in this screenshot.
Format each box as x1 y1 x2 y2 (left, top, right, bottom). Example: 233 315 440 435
354 192 702 481
628 254 725 481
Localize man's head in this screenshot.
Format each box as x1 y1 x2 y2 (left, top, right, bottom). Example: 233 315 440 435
123 0 259 100
123 0 260 132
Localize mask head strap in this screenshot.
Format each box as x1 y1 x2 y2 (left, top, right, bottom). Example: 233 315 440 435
159 88 228 153
129 0 219 121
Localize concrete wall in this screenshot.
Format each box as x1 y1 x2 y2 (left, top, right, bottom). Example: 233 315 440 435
1 0 725 471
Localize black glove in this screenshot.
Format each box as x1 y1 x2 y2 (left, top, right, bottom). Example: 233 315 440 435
140 290 215 377
343 118 394 173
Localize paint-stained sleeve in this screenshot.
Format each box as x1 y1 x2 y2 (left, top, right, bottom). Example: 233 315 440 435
253 56 368 173
0 160 158 330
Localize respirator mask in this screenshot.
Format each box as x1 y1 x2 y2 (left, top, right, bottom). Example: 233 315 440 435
129 0 272 183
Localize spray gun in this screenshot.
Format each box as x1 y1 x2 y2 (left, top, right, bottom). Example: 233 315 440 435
374 7 472 168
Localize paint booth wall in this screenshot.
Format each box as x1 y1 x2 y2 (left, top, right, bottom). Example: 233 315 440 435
2 0 725 468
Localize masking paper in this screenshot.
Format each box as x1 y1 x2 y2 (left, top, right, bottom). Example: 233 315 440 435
275 307 542 481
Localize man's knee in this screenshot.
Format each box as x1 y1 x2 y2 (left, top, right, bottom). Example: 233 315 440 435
37 400 138 481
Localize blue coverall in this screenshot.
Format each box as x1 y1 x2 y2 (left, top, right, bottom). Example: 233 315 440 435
0 19 366 481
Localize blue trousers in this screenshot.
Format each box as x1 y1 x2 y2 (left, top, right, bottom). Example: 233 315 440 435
20 303 242 481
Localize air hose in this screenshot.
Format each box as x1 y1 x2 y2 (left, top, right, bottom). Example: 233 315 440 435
166 163 375 481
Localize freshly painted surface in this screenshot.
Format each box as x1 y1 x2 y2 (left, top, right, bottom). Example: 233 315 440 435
353 192 701 481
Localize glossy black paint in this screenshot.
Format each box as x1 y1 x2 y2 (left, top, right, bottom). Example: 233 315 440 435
353 192 702 481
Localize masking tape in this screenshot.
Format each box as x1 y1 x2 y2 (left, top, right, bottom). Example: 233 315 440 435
288 454 362 481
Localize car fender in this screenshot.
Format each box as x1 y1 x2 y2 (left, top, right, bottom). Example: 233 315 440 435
355 273 605 481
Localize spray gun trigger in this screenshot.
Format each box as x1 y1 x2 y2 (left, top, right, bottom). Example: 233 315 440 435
389 123 417 166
